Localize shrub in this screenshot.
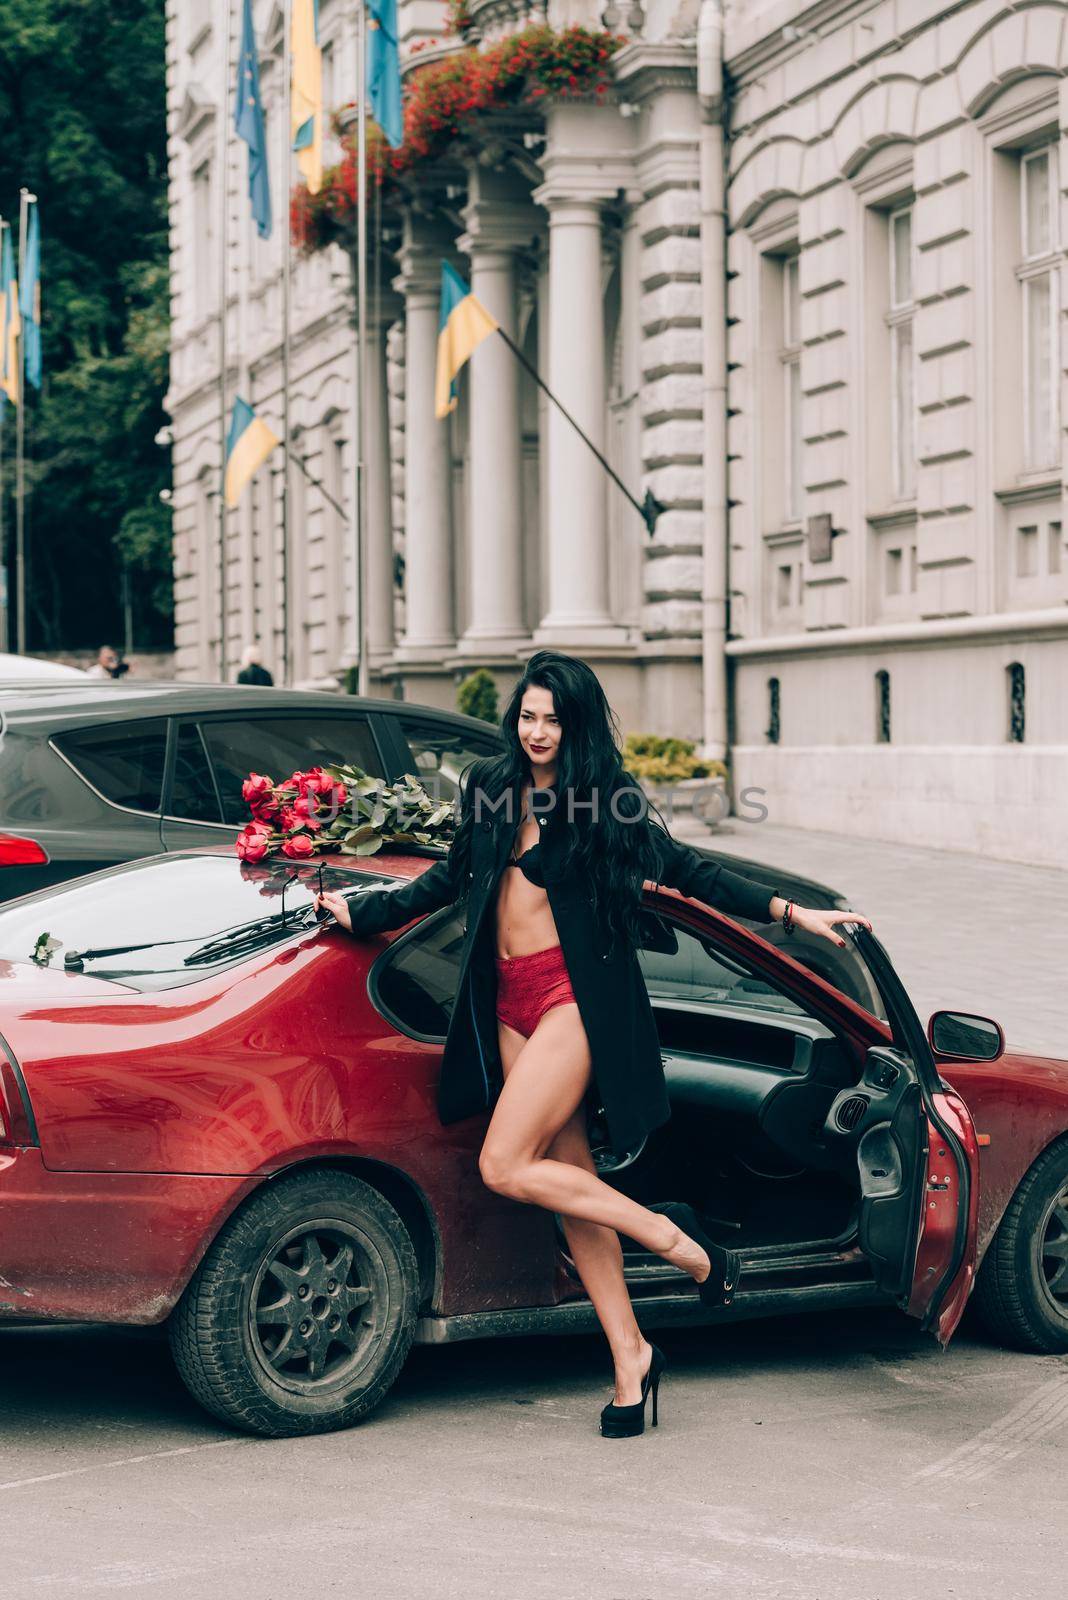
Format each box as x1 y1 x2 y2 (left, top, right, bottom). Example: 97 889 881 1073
457 667 498 725
621 733 727 784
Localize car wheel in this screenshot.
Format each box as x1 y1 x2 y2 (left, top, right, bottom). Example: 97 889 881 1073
973 1135 1068 1353
169 1169 420 1437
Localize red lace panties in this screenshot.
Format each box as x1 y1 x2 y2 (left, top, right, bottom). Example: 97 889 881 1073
494 941 577 1038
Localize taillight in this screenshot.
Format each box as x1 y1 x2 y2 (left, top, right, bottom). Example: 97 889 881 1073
0 833 48 866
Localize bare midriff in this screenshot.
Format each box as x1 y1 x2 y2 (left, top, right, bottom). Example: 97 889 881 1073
494 794 560 960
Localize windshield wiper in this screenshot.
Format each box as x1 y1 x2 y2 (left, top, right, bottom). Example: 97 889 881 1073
183 905 321 967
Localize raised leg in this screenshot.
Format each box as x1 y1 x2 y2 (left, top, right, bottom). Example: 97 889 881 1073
489 1004 706 1403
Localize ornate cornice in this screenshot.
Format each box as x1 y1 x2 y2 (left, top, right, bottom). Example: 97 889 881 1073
611 40 698 103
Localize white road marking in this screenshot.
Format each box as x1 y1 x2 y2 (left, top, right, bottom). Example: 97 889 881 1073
0 1437 244 1493
912 1371 1068 1483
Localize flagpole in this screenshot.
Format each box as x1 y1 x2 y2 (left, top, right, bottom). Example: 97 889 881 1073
217 9 232 683
15 189 32 656
281 0 293 687
354 2 368 698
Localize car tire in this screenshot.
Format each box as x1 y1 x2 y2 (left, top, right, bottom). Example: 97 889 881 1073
169 1169 420 1437
973 1135 1068 1354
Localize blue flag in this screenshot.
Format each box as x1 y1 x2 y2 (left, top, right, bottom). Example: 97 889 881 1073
368 0 403 150
235 0 272 239
19 202 41 390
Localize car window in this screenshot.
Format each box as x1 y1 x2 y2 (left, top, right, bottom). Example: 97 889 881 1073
637 909 808 1018
0 855 387 991
53 719 169 814
170 722 223 822
398 717 501 802
372 902 810 1046
199 716 385 825
370 905 464 1039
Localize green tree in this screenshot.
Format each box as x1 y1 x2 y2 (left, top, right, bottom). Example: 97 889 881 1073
0 0 171 650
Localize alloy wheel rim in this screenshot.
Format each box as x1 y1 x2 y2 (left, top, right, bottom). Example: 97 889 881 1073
248 1217 387 1395
1036 1184 1068 1321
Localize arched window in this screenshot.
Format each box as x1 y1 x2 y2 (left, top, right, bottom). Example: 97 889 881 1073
875 669 891 743
1007 661 1026 742
766 677 781 744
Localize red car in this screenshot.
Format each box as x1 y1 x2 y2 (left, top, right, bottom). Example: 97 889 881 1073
0 846 1065 1437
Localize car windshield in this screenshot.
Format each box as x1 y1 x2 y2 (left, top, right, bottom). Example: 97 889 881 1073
0 854 389 991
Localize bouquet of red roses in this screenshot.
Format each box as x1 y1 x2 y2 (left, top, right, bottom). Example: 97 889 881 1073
235 763 456 863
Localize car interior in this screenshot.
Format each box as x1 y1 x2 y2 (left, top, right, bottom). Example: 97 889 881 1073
372 900 894 1296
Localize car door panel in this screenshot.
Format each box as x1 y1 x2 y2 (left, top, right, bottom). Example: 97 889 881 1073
847 928 980 1343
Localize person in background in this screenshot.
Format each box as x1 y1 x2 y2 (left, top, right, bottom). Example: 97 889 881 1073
86 646 129 680
237 645 273 687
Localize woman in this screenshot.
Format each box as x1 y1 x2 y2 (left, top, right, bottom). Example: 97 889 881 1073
314 651 872 1437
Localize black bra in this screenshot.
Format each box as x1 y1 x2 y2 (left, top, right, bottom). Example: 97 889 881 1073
506 841 547 888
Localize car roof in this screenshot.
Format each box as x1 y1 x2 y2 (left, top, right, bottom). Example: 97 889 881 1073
0 653 87 682
0 679 499 737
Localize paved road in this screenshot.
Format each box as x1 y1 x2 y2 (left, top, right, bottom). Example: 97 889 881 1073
676 813 1068 1059
1 1310 1064 1599
3 821 1065 1597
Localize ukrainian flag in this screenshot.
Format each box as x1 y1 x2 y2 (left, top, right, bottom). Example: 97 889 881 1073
1 226 20 408
225 397 281 508
291 0 322 195
435 262 498 420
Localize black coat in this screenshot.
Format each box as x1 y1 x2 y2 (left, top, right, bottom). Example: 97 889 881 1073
341 765 778 1155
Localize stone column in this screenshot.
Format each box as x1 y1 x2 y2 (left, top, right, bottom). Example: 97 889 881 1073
393 219 456 659
533 183 628 646
455 167 540 655
365 296 401 664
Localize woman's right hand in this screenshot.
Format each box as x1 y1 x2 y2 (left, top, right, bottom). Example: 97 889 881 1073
313 890 352 932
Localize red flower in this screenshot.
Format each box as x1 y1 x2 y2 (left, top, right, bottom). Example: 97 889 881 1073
242 772 276 808
289 794 325 832
282 833 316 859
236 822 273 863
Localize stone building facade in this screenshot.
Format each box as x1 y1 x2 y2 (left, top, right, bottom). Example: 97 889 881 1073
164 0 1068 865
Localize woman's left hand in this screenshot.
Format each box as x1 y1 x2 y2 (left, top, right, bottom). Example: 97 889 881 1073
789 906 872 948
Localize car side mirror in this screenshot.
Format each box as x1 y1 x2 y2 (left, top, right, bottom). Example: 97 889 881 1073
928 1009 1004 1062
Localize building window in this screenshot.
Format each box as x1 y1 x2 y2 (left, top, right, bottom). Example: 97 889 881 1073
782 254 802 523
192 159 215 318
1007 662 1026 742
875 669 891 743
1019 144 1060 471
766 677 781 744
887 207 916 500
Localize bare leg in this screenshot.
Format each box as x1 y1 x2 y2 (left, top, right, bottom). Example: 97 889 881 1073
496 1014 652 1405
483 1006 712 1329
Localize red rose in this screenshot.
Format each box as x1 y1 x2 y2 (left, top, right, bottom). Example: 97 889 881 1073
242 773 276 807
236 822 272 862
290 794 325 832
282 833 316 859
291 766 329 797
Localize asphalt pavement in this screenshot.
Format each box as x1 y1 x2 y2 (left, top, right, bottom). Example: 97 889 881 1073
2 820 1065 1598
675 812 1068 1059
0 1310 1063 1599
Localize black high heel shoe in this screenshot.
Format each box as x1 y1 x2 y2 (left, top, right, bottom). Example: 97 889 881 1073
660 1201 742 1308
599 1343 667 1438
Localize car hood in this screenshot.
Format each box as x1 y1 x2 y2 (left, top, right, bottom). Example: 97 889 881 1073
0 958 137 1010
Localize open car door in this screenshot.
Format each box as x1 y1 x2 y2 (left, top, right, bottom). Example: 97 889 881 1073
826 926 980 1345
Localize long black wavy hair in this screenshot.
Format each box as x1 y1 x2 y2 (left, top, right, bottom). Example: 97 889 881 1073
448 650 673 956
